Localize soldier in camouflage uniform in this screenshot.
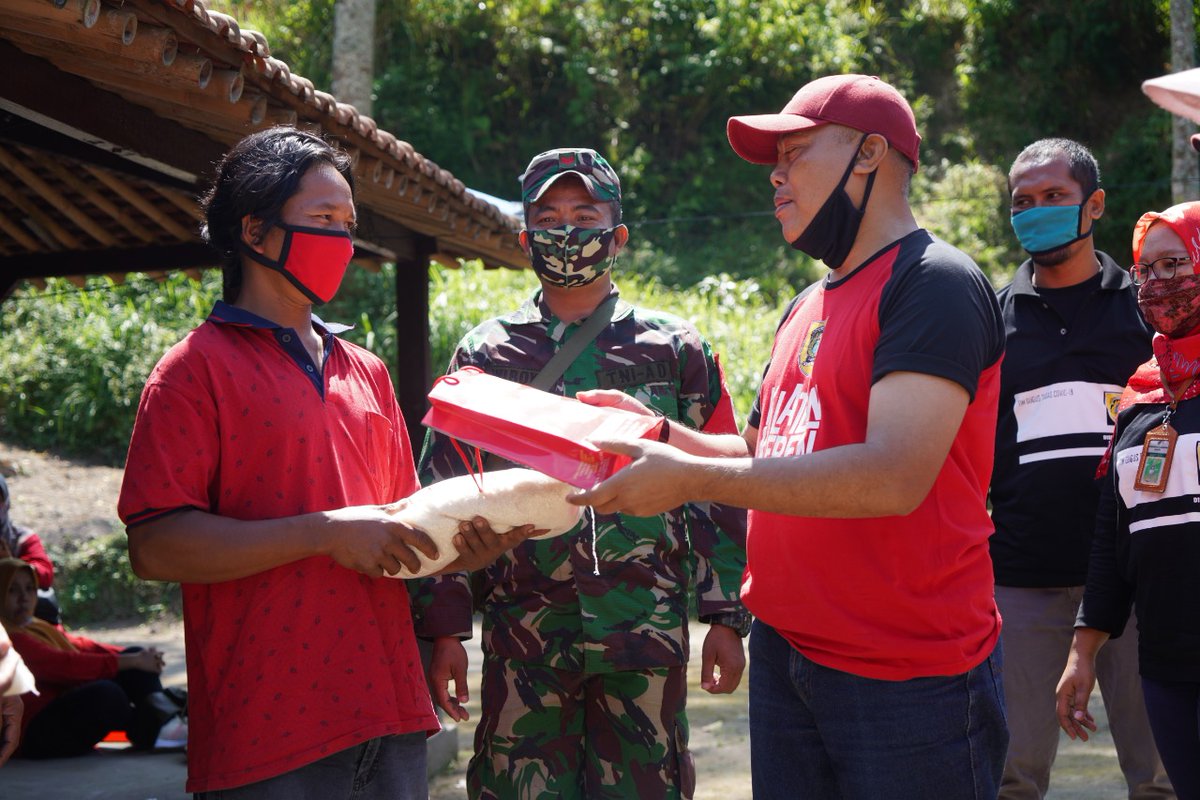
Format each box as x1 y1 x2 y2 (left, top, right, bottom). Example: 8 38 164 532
412 148 749 800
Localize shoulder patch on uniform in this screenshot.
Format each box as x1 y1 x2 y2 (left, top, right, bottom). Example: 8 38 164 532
1104 391 1122 423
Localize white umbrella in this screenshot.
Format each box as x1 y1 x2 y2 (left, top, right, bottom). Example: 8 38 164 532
1143 68 1200 149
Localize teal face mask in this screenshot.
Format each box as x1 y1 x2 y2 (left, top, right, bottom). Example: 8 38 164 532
1010 204 1091 256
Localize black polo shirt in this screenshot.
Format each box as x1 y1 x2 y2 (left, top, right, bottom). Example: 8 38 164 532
990 251 1153 587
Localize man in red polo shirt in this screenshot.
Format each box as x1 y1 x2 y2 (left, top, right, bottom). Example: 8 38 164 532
119 127 534 799
573 75 1009 798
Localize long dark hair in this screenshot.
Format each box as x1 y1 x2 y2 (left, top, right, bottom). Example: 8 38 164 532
199 127 355 302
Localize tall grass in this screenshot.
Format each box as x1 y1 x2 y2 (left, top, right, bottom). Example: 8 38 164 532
0 273 223 462
0 265 792 464
418 265 788 418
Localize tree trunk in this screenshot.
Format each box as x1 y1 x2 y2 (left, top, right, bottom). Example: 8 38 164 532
1171 0 1198 204
332 0 376 116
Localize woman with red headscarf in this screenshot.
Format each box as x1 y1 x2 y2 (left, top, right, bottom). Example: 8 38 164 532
1056 200 1200 799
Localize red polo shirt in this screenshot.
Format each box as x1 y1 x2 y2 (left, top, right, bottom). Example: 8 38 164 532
118 302 437 792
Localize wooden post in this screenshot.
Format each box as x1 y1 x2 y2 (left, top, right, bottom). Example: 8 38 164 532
394 237 434 461
332 0 377 116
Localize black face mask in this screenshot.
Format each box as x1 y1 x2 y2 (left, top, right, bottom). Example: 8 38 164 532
791 134 877 269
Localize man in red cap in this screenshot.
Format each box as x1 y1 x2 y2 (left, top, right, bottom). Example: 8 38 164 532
573 74 1010 798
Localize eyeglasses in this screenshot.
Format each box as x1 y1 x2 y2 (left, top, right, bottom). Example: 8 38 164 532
1129 256 1193 286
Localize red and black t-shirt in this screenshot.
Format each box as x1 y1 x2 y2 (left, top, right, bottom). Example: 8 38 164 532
745 230 1006 680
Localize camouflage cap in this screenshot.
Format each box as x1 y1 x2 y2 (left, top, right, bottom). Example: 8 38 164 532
520 148 622 209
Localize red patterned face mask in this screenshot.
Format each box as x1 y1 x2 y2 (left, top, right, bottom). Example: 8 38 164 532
1138 272 1200 339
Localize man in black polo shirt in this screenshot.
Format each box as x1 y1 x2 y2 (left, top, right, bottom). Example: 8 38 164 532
992 139 1171 799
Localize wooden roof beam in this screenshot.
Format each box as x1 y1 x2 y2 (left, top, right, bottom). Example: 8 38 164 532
0 39 223 183
0 172 80 249
151 185 202 222
0 144 118 246
3 0 103 31
82 165 195 240
1 5 177 66
5 32 215 95
32 155 158 243
0 241 218 280
81 65 260 122
0 209 43 251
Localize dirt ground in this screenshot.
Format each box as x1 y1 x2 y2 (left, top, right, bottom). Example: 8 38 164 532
0 441 126 549
1 437 1139 799
423 620 752 800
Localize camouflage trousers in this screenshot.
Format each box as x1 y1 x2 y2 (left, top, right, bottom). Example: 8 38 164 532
468 654 694 800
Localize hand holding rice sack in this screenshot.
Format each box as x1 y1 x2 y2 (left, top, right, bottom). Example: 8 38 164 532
383 469 582 578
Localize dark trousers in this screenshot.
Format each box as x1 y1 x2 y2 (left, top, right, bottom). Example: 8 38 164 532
194 733 429 800
1142 676 1200 800
20 649 167 758
748 619 1009 800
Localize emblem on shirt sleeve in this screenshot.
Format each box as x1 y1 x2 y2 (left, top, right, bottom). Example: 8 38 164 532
1104 391 1122 423
798 319 827 377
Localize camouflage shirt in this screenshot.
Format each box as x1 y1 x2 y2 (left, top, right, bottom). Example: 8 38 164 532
411 286 747 673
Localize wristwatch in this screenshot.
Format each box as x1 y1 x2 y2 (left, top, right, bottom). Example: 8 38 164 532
700 610 753 638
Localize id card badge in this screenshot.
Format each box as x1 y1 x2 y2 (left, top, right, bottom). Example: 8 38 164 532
1133 423 1178 493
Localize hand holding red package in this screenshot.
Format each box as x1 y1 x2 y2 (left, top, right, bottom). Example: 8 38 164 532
422 367 665 488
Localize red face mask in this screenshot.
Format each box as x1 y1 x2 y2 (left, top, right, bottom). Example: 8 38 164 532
243 223 354 305
1138 273 1200 339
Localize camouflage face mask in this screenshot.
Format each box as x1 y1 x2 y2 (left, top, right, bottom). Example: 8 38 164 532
526 225 619 287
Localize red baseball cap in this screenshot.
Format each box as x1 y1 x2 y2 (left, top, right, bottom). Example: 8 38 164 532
727 74 921 169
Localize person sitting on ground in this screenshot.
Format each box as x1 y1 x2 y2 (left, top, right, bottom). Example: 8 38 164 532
0 475 61 624
0 557 187 758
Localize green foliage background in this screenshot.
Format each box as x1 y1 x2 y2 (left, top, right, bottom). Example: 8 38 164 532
218 0 1186 284
0 1 1197 621
55 533 182 624
0 267 787 464
1 0 1193 469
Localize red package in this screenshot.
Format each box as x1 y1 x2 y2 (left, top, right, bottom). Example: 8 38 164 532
422 367 664 488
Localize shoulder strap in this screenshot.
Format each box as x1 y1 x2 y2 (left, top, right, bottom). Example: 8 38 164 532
530 293 619 391
478 294 619 472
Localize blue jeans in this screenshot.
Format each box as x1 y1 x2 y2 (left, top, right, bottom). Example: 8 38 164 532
194 733 428 800
749 620 1008 800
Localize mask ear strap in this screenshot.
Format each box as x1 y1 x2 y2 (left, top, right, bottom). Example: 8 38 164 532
838 134 879 207
836 134 870 184
1078 189 1101 238
239 223 294 271
859 169 877 206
